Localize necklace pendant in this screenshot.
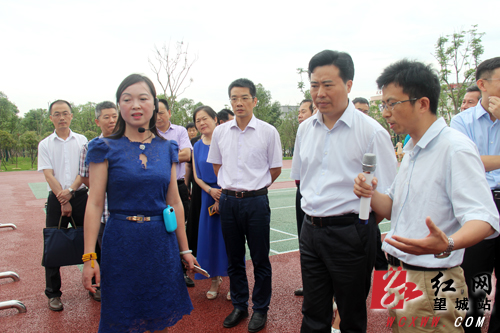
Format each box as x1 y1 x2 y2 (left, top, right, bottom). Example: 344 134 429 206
139 144 145 150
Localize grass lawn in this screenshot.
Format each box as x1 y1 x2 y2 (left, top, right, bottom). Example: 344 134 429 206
0 156 37 172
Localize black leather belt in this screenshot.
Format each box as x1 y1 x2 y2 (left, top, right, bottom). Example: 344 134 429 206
177 178 185 184
492 190 500 201
222 187 268 198
305 213 358 227
387 254 454 271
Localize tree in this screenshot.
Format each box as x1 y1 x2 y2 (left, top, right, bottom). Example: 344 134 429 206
149 41 198 110
297 68 312 100
84 130 98 141
254 84 282 128
170 97 203 127
21 108 51 136
20 131 40 169
278 109 299 157
72 102 99 134
0 130 15 170
434 25 485 122
0 92 21 134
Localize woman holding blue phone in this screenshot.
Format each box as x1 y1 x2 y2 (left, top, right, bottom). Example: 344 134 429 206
82 74 197 333
192 105 229 299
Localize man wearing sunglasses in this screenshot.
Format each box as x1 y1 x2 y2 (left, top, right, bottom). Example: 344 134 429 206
451 57 500 333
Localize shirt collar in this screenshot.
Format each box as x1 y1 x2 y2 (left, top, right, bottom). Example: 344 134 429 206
158 122 173 135
411 117 447 150
230 115 257 130
52 129 75 141
474 99 489 121
312 100 354 129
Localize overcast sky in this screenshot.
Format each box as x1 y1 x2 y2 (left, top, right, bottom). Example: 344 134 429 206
1 0 499 116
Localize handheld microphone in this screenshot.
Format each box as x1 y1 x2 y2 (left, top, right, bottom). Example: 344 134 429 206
359 153 376 224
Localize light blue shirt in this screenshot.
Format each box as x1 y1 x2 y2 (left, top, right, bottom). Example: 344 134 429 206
291 102 397 217
384 118 499 268
450 100 500 190
207 115 283 191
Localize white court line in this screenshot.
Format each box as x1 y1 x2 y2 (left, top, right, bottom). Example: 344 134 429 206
270 248 299 255
268 189 296 194
270 228 297 237
271 205 295 210
270 237 297 244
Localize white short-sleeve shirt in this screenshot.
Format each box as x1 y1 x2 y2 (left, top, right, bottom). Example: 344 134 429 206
38 130 88 191
207 115 282 191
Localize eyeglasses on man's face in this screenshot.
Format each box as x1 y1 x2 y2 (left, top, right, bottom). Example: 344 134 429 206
381 98 418 112
51 112 71 118
230 96 254 104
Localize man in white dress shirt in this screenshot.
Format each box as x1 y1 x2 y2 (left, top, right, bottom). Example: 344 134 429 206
291 50 397 333
207 78 282 332
38 100 88 311
354 59 499 332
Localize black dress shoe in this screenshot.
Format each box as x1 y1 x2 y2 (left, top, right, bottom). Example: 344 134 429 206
223 308 249 328
248 312 267 332
294 287 303 296
184 273 195 287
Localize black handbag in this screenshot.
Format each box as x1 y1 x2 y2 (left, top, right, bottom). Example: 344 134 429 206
42 216 84 267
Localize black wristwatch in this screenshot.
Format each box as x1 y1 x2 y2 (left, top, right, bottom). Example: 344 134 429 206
68 187 75 197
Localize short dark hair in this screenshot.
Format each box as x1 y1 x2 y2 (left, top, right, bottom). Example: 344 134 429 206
352 97 369 105
95 101 117 119
217 109 235 124
49 100 72 115
376 59 440 115
476 57 500 81
308 50 354 83
466 85 481 93
112 74 161 139
300 99 313 113
228 78 256 98
158 98 170 111
193 105 217 125
185 122 196 130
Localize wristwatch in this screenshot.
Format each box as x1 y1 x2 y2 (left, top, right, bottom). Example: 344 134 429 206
434 236 454 259
68 187 75 197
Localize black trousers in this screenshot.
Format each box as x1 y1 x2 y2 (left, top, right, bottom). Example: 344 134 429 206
220 193 272 313
297 184 386 271
44 189 88 298
177 180 190 223
461 191 500 333
300 213 376 333
295 184 305 240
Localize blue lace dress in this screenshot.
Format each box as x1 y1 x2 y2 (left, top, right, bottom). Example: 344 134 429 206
87 136 193 333
193 140 228 280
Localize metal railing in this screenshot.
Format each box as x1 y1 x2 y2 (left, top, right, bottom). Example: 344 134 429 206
0 272 27 313
0 223 17 230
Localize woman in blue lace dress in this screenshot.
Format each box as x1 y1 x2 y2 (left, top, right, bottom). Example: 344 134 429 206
192 106 228 299
82 74 196 333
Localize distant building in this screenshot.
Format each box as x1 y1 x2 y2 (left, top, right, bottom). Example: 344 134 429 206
280 105 299 118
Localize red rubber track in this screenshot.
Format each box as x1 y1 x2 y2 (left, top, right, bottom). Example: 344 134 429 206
0 170 494 332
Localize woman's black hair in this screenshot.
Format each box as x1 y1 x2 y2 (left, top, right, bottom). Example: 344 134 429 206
110 74 162 139
192 105 217 125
